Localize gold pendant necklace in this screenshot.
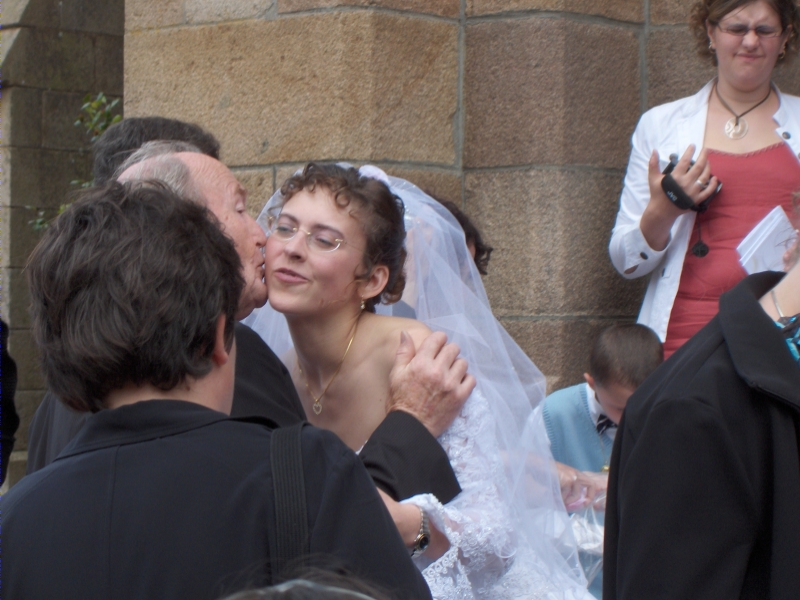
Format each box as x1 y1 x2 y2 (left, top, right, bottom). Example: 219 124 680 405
714 81 772 140
299 316 360 416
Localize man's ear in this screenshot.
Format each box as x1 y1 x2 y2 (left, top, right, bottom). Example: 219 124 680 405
212 314 232 367
583 372 596 391
361 264 390 302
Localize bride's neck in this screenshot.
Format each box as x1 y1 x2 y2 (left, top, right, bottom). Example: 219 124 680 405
286 309 362 382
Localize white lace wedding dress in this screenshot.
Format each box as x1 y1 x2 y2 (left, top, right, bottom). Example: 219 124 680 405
409 388 588 599
244 167 592 600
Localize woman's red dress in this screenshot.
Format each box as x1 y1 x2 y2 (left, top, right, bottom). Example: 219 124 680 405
664 142 800 357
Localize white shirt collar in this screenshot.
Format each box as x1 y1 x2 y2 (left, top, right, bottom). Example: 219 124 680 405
586 382 617 442
585 382 602 425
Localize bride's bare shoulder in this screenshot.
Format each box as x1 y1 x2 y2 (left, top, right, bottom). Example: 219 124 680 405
363 313 431 348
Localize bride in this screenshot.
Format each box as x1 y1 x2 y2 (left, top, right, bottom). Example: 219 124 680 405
245 163 590 599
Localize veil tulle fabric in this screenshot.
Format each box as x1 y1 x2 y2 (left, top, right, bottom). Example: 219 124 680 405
243 167 590 599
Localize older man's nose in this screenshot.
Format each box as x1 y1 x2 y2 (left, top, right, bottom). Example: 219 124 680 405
249 216 267 247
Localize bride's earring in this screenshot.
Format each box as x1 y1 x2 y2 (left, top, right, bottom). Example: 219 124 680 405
360 298 366 311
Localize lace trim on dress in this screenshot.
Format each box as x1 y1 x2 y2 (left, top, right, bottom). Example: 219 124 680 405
404 390 591 600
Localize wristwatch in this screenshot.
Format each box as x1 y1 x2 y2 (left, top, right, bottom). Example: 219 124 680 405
410 508 431 558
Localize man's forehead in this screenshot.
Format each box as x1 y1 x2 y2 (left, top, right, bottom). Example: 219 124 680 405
116 151 200 182
116 151 245 210
177 152 240 192
116 158 152 182
176 151 220 178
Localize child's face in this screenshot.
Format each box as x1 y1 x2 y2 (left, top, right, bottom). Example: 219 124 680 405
593 381 635 425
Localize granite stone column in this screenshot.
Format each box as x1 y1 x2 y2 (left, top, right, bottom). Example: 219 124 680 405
1 0 124 487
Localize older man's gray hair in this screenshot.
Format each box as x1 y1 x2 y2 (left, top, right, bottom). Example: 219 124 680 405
115 140 205 204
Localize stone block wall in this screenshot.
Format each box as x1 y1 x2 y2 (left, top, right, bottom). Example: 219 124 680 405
1 0 124 487
462 9 644 389
123 0 800 393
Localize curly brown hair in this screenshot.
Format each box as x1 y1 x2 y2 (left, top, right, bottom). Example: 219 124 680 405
277 163 406 313
691 0 800 65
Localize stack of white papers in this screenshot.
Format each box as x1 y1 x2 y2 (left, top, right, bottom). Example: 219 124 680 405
737 206 798 275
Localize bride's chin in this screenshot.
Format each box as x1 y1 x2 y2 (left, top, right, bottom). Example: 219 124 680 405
266 291 301 315
268 286 357 318
267 294 324 319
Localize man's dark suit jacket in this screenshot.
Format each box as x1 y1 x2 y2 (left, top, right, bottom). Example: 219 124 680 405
2 400 431 600
604 272 800 599
26 322 460 502
1 318 20 485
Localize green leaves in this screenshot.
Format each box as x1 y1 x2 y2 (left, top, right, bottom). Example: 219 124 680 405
70 92 122 188
28 92 121 231
74 92 122 143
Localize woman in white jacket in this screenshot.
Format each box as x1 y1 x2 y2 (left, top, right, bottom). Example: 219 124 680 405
610 0 800 356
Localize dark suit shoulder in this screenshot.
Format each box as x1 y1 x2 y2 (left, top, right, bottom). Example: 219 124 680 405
231 322 306 426
26 391 90 474
623 316 727 430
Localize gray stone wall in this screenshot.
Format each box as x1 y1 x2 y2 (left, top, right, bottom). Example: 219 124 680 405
1 0 124 487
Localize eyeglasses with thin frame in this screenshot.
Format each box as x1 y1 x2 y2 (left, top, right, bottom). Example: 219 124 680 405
715 22 784 38
267 215 351 253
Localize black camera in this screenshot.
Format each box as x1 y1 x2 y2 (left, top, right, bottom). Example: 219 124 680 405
661 153 722 213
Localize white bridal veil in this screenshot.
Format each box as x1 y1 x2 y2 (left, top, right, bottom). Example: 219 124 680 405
243 166 590 599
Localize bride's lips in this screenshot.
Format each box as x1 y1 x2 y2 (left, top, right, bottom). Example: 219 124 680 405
273 267 308 284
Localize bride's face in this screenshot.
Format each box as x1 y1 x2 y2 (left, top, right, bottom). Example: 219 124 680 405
265 187 369 316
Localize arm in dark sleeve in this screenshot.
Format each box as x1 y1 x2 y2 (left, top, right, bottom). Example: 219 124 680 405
26 391 89 474
1 319 19 485
305 429 432 600
360 410 460 503
605 398 757 599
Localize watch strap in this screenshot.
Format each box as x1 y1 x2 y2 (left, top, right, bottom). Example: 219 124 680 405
410 508 431 558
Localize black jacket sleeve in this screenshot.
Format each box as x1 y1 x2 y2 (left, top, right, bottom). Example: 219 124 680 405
304 428 432 600
360 410 461 503
1 319 19 485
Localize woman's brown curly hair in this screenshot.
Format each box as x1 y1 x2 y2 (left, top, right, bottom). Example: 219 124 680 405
691 0 800 65
277 163 406 313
